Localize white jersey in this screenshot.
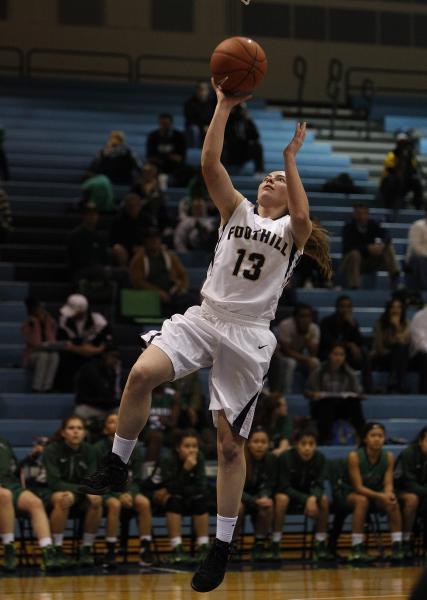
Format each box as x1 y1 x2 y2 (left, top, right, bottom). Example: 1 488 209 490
201 198 302 322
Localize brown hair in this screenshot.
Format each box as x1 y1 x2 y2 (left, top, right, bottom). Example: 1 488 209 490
52 415 86 442
304 221 332 280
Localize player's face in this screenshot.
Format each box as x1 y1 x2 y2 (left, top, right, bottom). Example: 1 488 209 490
329 346 346 369
337 298 353 320
104 414 118 437
62 419 85 447
257 171 289 210
177 436 199 461
248 432 269 459
275 396 287 417
296 436 316 461
364 426 385 451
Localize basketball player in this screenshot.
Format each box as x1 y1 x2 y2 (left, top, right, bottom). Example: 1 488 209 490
80 81 331 592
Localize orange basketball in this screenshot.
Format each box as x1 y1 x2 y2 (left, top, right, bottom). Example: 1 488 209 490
210 36 267 95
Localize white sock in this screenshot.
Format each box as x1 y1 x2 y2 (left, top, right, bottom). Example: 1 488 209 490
391 532 402 543
197 536 209 547
82 533 95 547
53 533 63 547
2 533 14 545
170 536 182 549
272 532 282 543
106 537 117 544
216 514 238 544
315 533 327 542
39 537 52 548
403 533 412 542
140 535 152 542
352 533 364 546
112 434 138 464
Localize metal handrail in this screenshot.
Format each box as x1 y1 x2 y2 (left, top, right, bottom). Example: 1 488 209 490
26 48 133 82
0 46 25 76
136 53 208 83
345 66 427 104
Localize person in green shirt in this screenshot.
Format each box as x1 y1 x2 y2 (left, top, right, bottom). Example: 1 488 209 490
0 436 58 572
253 392 292 456
273 427 333 562
147 429 209 564
396 425 427 559
238 427 276 561
43 415 102 568
81 172 114 213
93 413 155 568
344 422 403 563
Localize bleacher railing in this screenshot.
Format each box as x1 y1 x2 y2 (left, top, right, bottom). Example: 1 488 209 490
26 48 133 82
345 66 427 104
0 46 25 76
135 53 208 84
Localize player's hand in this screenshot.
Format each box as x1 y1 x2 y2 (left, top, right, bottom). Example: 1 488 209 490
119 493 133 508
211 77 252 109
183 451 198 471
284 122 306 158
154 488 170 505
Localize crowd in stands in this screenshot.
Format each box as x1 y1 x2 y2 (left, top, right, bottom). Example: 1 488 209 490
1 83 427 571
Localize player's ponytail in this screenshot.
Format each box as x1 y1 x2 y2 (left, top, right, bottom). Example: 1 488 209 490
304 221 332 280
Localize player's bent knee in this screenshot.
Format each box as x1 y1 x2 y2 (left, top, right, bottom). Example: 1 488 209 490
87 494 102 508
0 487 13 502
218 439 242 464
275 493 289 508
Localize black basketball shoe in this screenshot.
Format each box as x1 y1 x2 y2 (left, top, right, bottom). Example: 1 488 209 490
191 538 230 593
79 452 128 495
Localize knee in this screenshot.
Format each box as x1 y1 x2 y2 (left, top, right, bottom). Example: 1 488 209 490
320 495 329 511
218 437 244 465
127 362 156 394
135 495 150 511
26 494 44 513
87 494 103 509
354 494 369 510
0 486 13 503
106 498 121 513
405 494 419 511
275 494 289 509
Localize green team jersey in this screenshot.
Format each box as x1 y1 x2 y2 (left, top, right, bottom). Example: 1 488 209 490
242 452 277 509
276 448 326 505
0 436 19 486
356 447 388 492
268 415 293 449
396 444 427 497
93 436 143 495
43 439 97 494
148 451 207 497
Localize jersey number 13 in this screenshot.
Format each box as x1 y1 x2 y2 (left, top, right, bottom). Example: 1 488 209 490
232 249 265 281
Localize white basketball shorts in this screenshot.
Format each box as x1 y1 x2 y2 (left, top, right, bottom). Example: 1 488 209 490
140 300 277 438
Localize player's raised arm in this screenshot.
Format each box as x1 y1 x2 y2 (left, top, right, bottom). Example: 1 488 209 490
201 80 251 224
283 122 312 249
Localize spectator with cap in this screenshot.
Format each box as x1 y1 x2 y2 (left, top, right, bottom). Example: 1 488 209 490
129 230 197 316
74 345 122 421
184 82 216 148
339 204 400 290
22 298 59 393
89 130 142 186
406 210 427 290
379 133 423 212
110 193 152 267
55 294 112 392
146 113 193 187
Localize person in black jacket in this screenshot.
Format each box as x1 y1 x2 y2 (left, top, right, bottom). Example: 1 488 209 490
184 82 216 148
339 204 400 289
223 104 264 175
89 130 142 186
273 428 333 561
110 193 152 266
238 427 276 561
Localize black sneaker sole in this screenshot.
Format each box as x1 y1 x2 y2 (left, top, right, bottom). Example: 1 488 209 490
191 575 224 593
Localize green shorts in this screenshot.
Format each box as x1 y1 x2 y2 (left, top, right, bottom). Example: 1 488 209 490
2 483 25 508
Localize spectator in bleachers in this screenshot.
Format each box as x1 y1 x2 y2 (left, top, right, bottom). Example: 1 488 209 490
223 104 264 176
238 427 276 560
0 127 10 181
0 187 12 243
254 392 292 456
132 162 170 232
22 297 59 393
81 172 114 213
110 192 151 267
184 82 216 148
93 413 154 568
370 298 410 393
43 416 102 567
409 304 427 394
379 133 423 212
269 304 320 394
146 429 210 564
90 130 142 186
146 113 193 187
339 204 400 290
74 345 121 421
174 195 217 253
319 295 364 371
273 428 333 561
143 383 180 462
129 229 196 317
406 210 427 290
305 343 365 445
55 294 112 392
395 425 427 560
335 422 403 563
67 202 110 285
0 435 59 571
